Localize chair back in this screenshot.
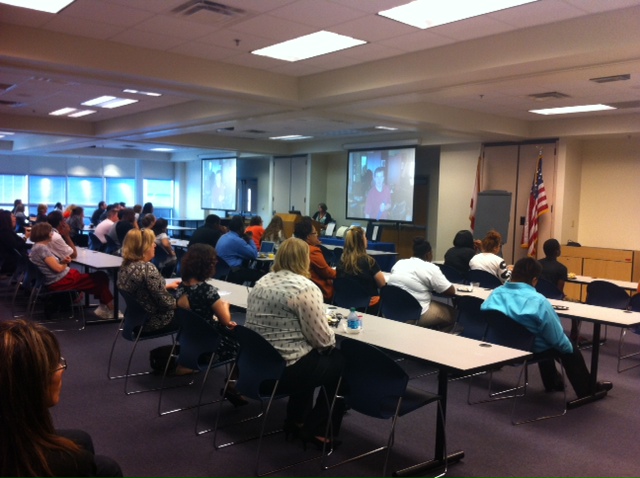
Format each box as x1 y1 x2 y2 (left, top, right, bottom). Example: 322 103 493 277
213 256 231 280
482 310 535 352
467 269 503 289
120 290 153 341
333 276 371 310
586 280 630 309
380 285 421 323
104 235 120 255
340 338 408 419
174 307 224 371
629 293 640 312
535 278 564 299
232 325 286 400
437 264 466 284
455 296 487 340
318 244 335 267
332 247 344 266
88 232 105 252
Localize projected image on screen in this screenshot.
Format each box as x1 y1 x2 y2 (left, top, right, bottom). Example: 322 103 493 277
202 157 237 211
346 147 415 222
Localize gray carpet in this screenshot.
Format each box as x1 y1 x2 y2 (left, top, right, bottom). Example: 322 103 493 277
2 294 640 477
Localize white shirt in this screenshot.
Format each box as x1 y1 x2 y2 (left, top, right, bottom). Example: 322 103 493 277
93 218 114 243
387 257 452 315
469 252 511 283
48 230 74 259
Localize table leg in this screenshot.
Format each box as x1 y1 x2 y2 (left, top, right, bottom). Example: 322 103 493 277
393 369 464 477
566 322 608 409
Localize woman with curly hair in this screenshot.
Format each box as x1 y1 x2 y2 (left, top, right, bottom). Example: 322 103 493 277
469 229 512 283
0 319 122 476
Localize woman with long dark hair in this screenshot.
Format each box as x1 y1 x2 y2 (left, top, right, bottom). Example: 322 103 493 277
0 319 122 476
0 209 29 275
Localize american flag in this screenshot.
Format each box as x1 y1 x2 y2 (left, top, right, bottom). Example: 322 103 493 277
521 155 549 256
469 155 482 231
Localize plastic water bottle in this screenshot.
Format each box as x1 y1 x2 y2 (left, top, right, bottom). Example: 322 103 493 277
346 307 361 334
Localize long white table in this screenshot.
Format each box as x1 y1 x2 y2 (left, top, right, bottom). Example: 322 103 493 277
72 248 123 322
567 275 638 292
202 278 530 475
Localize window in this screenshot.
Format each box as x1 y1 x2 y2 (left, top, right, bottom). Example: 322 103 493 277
106 178 135 205
68 177 103 207
143 179 174 208
0 174 28 208
29 176 66 207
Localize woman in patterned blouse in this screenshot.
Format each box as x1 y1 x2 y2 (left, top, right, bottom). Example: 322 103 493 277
246 238 344 448
117 228 180 333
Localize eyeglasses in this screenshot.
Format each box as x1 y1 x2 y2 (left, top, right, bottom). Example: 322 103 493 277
54 357 67 372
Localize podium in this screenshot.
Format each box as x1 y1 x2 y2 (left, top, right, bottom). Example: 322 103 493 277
274 213 323 239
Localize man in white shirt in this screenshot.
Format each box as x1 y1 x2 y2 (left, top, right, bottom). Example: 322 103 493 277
387 237 456 332
93 206 118 245
46 210 77 259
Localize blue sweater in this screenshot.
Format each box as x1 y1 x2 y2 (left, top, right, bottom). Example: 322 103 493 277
480 281 573 354
216 231 257 268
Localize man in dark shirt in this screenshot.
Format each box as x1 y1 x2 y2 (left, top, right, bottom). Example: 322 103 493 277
90 201 106 226
188 214 224 248
539 238 568 292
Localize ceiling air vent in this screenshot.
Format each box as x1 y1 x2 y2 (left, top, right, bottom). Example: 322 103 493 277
590 74 630 84
528 91 571 101
243 129 267 135
0 99 24 107
172 0 245 18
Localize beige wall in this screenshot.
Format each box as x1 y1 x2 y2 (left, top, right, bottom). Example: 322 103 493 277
577 137 640 250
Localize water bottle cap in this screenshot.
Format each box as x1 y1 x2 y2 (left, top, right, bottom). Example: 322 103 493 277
350 307 356 312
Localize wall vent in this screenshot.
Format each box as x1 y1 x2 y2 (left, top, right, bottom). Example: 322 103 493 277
172 0 245 18
528 91 571 101
590 74 630 84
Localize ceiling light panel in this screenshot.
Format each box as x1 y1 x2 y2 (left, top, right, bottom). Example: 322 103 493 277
0 0 76 14
529 104 615 115
252 31 366 62
378 0 538 29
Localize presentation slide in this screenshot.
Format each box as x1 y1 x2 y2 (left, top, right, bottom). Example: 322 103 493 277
346 147 415 222
201 157 237 210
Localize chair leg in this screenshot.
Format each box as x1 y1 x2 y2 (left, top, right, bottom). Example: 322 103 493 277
511 363 567 425
617 328 640 373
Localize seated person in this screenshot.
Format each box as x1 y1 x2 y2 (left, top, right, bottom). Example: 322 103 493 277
93 206 118 245
294 220 336 302
117 228 180 333
0 319 122 477
47 210 78 260
539 238 568 294
91 201 106 226
29 223 118 320
0 210 29 275
215 215 262 286
115 208 138 246
189 214 225 248
469 229 511 283
262 215 285 250
444 229 479 275
336 226 386 313
246 238 344 448
312 202 333 225
66 206 85 238
244 216 264 249
34 203 49 224
151 218 177 276
481 257 612 398
388 237 456 332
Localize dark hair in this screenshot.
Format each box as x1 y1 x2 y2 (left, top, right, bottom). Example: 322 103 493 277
30 222 53 243
70 206 83 216
318 203 327 213
543 238 561 258
139 214 156 229
205 214 220 226
46 210 64 229
98 201 106 208
54 202 63 210
374 166 385 177
142 202 154 214
228 215 245 234
181 244 217 281
119 208 136 223
453 230 474 248
249 215 262 226
481 230 502 253
412 236 432 258
133 204 142 213
511 257 542 285
0 320 81 476
151 217 168 236
293 220 313 240
0 210 13 231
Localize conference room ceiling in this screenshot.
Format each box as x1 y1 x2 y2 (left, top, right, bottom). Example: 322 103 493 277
1 0 640 161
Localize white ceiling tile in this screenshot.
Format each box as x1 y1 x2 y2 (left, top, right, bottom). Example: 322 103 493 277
328 0 409 15
168 42 239 62
489 0 584 27
330 14 416 42
561 0 640 14
227 14 315 42
43 15 124 40
103 0 187 14
0 4 52 27
133 14 220 40
267 0 366 28
198 29 273 52
59 0 154 27
428 16 516 42
379 30 454 53
110 29 186 51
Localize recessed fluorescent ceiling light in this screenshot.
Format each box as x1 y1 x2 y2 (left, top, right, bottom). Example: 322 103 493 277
0 0 75 14
252 31 366 62
269 135 313 140
529 104 615 115
150 147 174 152
68 110 96 118
123 89 162 97
49 107 77 116
375 126 398 131
379 0 538 29
0 131 15 135
82 96 138 109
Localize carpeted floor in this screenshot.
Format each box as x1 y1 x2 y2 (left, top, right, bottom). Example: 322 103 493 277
2 285 640 477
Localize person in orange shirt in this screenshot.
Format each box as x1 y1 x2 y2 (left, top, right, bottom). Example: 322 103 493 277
294 220 335 303
245 216 265 249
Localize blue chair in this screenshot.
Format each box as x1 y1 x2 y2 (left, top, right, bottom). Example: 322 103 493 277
437 263 466 284
468 310 567 425
535 278 564 300
104 235 120 255
212 325 316 476
455 296 487 341
333 276 371 313
380 285 421 324
467 269 503 289
88 232 105 252
323 338 446 477
157 307 235 433
107 290 179 395
213 256 231 281
617 293 639 372
586 280 630 345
